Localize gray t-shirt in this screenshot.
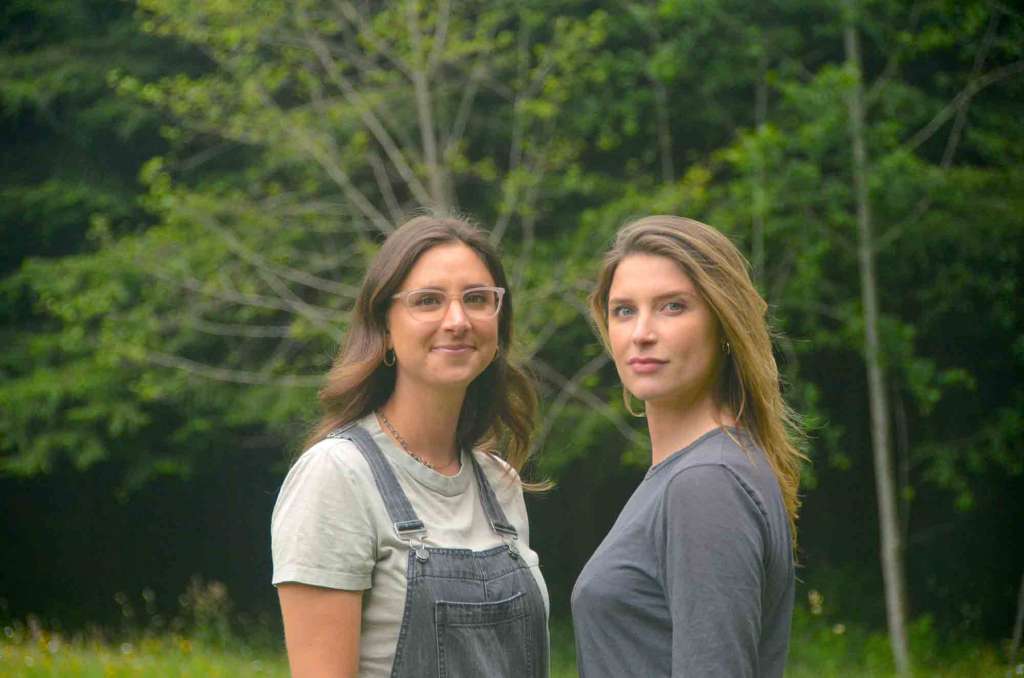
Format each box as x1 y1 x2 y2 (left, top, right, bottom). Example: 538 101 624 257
571 427 794 678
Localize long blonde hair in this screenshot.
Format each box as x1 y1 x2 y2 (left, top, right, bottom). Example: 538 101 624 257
304 215 542 489
589 215 807 542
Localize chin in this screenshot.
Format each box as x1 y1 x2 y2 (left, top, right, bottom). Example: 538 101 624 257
621 378 662 402
433 367 487 388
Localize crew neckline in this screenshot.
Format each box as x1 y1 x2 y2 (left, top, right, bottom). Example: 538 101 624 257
644 426 743 480
358 414 472 497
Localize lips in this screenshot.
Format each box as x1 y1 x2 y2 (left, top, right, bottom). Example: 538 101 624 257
627 356 667 374
433 344 474 353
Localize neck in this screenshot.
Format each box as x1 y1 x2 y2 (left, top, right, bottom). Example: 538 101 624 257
380 377 465 470
645 392 734 467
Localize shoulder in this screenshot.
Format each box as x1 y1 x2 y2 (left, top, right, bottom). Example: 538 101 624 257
471 449 526 503
288 435 371 481
667 428 760 470
472 449 521 481
271 434 383 561
658 431 772 527
273 435 377 515
667 429 772 494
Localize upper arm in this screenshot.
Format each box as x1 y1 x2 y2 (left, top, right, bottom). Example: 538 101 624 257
659 465 767 677
271 442 376 590
278 583 363 678
271 443 377 675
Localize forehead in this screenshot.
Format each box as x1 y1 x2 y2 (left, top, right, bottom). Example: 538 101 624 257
608 253 696 297
401 242 495 289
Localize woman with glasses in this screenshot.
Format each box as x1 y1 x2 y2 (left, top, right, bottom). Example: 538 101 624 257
571 216 804 677
271 215 548 677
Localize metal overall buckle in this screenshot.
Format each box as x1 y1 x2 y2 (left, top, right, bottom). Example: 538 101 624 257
491 520 520 559
395 520 430 562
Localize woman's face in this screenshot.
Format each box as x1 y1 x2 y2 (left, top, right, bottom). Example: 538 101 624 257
606 253 723 409
386 242 500 393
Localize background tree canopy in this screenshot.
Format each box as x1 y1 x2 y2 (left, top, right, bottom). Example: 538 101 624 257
2 0 1022 654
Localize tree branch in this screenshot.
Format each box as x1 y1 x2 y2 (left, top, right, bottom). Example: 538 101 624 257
406 0 448 209
184 317 296 339
368 150 406 222
904 60 1024 152
296 12 435 209
941 12 999 168
528 356 647 456
145 350 322 387
427 0 451 74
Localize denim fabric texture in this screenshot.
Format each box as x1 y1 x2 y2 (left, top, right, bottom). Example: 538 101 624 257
330 424 549 678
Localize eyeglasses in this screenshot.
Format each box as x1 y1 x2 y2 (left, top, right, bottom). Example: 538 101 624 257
391 286 506 321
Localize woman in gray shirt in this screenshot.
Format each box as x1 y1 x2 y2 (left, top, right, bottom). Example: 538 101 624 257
572 215 806 677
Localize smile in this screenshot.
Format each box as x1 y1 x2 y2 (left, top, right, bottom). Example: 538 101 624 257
433 345 475 354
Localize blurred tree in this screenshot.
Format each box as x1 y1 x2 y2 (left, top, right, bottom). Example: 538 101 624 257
1 0 1021 647
1 0 636 489
695 0 1024 643
0 0 210 485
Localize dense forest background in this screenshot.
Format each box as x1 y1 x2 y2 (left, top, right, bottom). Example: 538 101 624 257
2 0 1022 665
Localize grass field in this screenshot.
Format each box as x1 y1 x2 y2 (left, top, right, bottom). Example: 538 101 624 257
0 612 1012 677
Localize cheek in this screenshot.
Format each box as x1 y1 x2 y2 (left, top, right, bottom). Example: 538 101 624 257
484 319 500 341
389 314 428 352
607 324 631 359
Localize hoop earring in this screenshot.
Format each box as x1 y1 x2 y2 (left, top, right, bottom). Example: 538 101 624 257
622 387 646 418
384 349 396 367
721 340 732 355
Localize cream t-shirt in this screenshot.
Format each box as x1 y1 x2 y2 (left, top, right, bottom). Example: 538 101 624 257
271 414 548 677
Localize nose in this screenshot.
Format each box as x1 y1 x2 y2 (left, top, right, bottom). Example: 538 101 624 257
630 311 656 346
441 297 471 332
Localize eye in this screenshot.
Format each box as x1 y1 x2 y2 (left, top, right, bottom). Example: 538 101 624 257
409 291 445 307
610 304 635 318
662 300 686 313
463 290 491 307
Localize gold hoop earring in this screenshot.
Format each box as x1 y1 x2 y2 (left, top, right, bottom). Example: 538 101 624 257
384 349 396 367
622 387 646 418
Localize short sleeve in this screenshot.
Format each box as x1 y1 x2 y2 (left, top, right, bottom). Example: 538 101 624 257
271 440 376 590
658 464 767 678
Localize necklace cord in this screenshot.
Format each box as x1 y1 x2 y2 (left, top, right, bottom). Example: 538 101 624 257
376 409 461 472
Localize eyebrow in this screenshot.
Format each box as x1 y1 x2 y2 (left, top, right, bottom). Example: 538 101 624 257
410 282 494 291
609 289 697 304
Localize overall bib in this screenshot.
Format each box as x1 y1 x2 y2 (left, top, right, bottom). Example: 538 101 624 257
328 425 549 678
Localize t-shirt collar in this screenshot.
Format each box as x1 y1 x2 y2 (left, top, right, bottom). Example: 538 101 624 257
359 414 472 497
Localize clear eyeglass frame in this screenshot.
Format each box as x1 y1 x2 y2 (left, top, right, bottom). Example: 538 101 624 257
391 286 506 321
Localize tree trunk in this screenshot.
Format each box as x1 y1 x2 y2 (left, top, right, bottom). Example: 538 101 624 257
1010 570 1024 677
752 56 768 289
842 2 912 674
407 1 448 211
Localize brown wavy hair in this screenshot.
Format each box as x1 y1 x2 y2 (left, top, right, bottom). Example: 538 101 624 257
589 215 806 542
304 214 542 488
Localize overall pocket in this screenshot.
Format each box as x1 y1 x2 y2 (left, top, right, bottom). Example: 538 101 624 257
434 591 535 678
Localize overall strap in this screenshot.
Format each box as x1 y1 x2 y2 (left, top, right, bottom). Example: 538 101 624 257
469 453 519 540
326 424 426 542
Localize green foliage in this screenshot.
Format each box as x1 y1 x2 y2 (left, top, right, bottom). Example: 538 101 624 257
0 612 1008 678
2 0 1022 642
786 594 1008 677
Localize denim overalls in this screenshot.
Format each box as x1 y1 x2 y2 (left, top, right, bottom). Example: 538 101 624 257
328 424 549 678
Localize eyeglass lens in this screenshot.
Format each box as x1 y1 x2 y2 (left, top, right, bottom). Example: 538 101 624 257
404 289 501 319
